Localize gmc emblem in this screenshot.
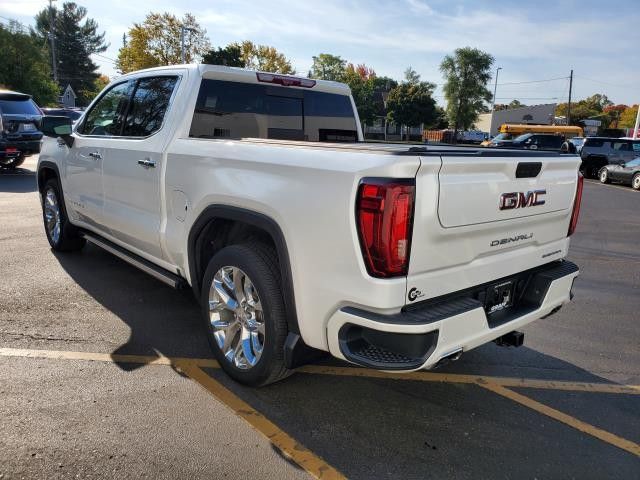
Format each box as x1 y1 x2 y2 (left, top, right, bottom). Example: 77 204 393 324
499 189 546 210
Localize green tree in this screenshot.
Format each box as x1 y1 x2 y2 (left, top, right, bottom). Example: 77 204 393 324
202 44 243 67
33 2 108 105
619 105 638 128
237 41 294 74
0 22 59 106
403 66 420 85
203 42 293 73
555 93 613 127
308 53 346 81
78 74 110 105
343 63 377 127
440 47 494 142
116 12 210 73
386 72 438 140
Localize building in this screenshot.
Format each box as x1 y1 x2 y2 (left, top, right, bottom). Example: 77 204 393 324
476 103 557 136
59 85 77 108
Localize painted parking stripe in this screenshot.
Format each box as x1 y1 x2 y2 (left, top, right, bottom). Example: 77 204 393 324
1 347 638 395
480 382 640 457
0 347 344 480
2 347 639 458
297 364 640 395
178 361 346 480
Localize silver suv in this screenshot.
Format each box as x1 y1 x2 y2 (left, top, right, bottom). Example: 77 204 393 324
580 137 640 178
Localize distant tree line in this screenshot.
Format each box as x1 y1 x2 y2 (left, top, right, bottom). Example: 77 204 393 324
6 5 626 137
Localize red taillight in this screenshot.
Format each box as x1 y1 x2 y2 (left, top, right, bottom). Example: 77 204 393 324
256 72 316 88
568 172 584 236
356 179 415 278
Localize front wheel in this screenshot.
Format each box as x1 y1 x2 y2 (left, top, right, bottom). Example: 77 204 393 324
200 243 292 386
41 178 86 251
632 173 640 191
599 168 610 184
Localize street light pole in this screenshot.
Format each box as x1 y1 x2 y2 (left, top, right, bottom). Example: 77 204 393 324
489 67 502 135
48 0 58 83
491 67 502 112
180 26 195 64
633 104 640 140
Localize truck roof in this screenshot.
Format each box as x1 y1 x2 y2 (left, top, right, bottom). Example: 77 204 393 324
115 64 351 96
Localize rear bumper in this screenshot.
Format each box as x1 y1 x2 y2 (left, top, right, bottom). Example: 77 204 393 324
0 138 42 161
327 260 579 371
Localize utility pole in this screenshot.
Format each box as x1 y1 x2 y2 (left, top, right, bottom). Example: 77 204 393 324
567 69 573 126
48 0 58 83
180 25 195 64
489 67 502 136
633 105 640 140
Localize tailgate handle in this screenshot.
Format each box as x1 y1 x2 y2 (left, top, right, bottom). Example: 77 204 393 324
516 162 542 178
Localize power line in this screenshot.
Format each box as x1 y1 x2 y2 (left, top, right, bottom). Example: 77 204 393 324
497 76 569 86
573 75 633 89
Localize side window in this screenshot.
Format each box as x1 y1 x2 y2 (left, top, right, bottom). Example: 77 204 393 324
79 82 131 136
122 76 178 137
612 141 629 151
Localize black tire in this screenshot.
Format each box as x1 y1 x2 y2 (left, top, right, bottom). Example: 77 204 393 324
42 178 86 252
1 155 25 170
632 173 640 191
200 243 292 386
599 168 610 184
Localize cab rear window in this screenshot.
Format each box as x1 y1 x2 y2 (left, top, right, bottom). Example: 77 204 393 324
189 79 357 142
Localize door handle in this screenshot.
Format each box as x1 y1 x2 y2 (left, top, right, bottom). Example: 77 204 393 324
137 158 156 168
88 151 102 160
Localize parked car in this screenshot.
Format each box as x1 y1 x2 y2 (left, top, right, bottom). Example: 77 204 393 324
599 157 640 190
568 137 585 153
480 132 516 147
41 108 83 122
489 133 565 151
37 65 581 386
580 137 640 178
0 90 43 169
457 130 488 144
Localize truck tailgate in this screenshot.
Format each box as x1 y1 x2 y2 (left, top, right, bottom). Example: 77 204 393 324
438 155 577 227
407 153 581 302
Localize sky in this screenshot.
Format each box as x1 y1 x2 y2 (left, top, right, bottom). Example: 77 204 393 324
1 0 639 106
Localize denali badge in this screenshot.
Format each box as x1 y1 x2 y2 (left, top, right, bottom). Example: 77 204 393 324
499 189 546 210
490 233 533 247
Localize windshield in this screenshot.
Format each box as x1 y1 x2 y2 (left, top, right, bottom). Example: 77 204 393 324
491 133 514 142
0 98 41 116
513 133 533 142
570 138 585 146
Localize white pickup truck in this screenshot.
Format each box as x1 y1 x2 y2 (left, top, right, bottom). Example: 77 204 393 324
37 65 582 386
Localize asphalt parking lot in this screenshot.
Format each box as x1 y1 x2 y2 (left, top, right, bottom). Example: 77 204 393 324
1 157 638 479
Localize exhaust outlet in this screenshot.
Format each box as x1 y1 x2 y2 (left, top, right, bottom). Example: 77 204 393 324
434 347 463 368
494 331 524 348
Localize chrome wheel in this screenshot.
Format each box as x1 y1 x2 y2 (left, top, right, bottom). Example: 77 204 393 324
633 175 640 190
600 169 608 183
44 188 61 244
208 266 265 369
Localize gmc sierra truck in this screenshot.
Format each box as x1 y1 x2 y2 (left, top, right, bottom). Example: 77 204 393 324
37 65 582 386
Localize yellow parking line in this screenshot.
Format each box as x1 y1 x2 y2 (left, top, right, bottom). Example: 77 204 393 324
3 347 639 461
480 382 640 457
177 361 346 480
1 347 639 395
297 364 640 395
0 347 343 479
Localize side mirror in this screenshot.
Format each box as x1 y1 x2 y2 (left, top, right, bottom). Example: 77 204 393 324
620 162 626 168
41 116 74 147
